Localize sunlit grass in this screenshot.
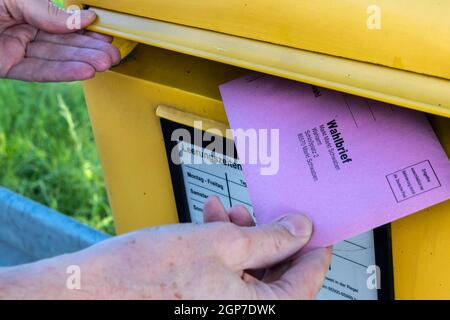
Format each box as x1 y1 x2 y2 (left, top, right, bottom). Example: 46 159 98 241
0 0 114 234
53 0 64 7
0 80 114 234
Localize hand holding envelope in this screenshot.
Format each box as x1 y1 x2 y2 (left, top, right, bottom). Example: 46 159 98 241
220 73 450 249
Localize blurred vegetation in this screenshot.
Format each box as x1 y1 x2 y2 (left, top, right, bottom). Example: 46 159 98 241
0 80 114 234
0 0 114 234
53 0 64 7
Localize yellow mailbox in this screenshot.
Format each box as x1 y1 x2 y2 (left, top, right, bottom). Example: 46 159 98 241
65 0 450 299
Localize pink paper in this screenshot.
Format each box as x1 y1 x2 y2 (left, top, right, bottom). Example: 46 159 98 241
220 73 450 249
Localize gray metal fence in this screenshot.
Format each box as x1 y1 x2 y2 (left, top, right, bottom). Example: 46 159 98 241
0 187 110 267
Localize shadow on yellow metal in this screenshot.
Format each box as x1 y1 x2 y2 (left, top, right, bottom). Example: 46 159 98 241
82 6 450 118
67 0 450 80
83 46 246 233
111 38 138 61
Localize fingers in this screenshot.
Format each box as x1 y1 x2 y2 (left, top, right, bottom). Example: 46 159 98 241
6 58 95 82
223 214 313 271
18 0 96 33
228 205 255 227
79 30 113 43
7 32 120 81
259 260 292 283
203 196 255 226
1 24 38 46
36 31 121 65
261 247 332 299
26 41 113 72
203 196 230 223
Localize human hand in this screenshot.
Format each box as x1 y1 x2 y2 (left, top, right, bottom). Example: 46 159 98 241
81 212 330 300
0 0 120 82
203 196 332 297
5 199 331 299
0 197 330 300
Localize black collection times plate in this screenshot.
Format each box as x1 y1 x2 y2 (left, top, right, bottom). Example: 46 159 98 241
160 118 394 300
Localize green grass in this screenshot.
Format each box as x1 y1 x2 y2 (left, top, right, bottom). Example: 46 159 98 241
53 0 64 7
0 0 114 234
0 80 114 234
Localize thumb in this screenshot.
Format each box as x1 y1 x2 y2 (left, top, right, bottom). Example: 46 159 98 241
226 214 313 270
260 247 332 299
20 0 96 33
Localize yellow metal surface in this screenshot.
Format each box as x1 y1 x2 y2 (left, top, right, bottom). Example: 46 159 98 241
83 45 244 233
70 6 450 118
391 115 450 300
84 45 450 299
111 37 138 60
156 105 232 140
67 0 450 80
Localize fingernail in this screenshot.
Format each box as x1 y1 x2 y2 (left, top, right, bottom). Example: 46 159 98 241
278 214 313 238
83 10 97 20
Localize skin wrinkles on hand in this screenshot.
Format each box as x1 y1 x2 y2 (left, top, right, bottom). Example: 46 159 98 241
0 0 120 82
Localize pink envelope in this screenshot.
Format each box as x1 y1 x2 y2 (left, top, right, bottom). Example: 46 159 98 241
220 73 450 249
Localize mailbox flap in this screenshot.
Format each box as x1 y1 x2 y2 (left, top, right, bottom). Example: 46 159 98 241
65 6 450 118
66 0 450 80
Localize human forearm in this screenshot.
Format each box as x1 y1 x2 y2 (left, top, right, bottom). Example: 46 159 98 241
0 198 331 300
0 253 85 300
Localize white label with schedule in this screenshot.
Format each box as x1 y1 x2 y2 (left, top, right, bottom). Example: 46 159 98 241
177 140 380 300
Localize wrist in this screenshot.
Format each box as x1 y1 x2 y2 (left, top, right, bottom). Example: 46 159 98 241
0 261 54 299
0 252 92 300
